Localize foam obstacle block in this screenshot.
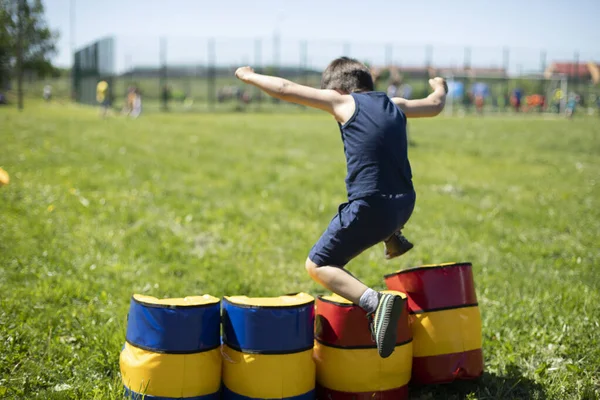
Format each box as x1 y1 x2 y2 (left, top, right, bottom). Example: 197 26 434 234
221 293 316 400
120 294 222 399
384 262 484 384
314 292 412 400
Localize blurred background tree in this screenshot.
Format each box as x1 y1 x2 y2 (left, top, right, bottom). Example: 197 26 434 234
0 0 58 109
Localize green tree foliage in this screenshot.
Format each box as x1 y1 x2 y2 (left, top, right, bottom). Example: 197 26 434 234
0 0 58 90
0 2 12 88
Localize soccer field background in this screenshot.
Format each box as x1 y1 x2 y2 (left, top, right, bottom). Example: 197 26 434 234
1 103 599 399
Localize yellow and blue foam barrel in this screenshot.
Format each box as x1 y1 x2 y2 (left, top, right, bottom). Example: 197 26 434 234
119 294 221 399
221 293 316 400
314 292 412 400
384 262 484 384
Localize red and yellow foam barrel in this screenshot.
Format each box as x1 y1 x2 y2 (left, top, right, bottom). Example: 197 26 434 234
221 293 316 399
384 262 484 384
314 291 412 399
119 294 222 399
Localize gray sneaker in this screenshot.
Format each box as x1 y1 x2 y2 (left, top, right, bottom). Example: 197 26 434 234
367 293 405 358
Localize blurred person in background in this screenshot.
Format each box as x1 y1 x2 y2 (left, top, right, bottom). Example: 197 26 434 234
566 92 578 119
552 88 563 113
96 80 111 118
43 84 52 102
511 87 522 112
123 86 135 115
131 87 142 118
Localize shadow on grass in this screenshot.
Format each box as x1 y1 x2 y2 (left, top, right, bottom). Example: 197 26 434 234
408 365 546 400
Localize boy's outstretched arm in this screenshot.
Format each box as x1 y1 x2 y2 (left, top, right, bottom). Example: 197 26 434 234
235 66 350 119
392 77 448 118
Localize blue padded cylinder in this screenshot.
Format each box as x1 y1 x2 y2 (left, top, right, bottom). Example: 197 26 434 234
125 294 220 353
222 294 314 354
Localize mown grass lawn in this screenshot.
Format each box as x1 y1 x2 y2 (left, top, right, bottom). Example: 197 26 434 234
1 102 599 399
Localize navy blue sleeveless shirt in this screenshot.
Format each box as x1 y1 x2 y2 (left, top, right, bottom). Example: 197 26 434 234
339 92 413 201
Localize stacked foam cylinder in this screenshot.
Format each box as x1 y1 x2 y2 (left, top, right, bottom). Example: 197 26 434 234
314 291 412 399
384 262 484 384
221 293 316 399
120 294 222 399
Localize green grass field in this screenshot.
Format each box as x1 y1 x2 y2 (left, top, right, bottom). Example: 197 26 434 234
1 102 599 399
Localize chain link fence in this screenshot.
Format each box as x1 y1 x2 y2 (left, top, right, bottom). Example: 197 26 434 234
16 35 600 115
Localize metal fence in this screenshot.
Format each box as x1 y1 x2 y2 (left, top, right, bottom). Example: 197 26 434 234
21 35 600 114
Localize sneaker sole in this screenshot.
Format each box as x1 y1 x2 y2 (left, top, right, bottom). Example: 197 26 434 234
378 295 405 358
385 242 414 260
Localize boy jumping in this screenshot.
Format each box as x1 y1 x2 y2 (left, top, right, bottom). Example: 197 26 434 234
235 57 447 358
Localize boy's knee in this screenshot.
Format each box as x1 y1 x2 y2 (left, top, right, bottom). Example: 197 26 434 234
305 258 319 278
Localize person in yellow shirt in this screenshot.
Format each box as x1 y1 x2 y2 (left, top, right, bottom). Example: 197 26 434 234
552 88 563 114
96 80 110 117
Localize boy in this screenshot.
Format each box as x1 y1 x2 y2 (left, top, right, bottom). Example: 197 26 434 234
235 57 447 358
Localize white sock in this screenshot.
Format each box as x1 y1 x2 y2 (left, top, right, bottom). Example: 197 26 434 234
358 288 380 314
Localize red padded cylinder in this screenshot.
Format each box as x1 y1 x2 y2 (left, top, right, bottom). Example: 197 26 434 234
314 292 412 399
385 262 484 385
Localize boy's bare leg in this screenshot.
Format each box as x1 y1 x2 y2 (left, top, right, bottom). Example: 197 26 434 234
305 258 368 304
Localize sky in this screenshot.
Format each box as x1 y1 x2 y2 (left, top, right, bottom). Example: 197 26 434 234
43 0 600 74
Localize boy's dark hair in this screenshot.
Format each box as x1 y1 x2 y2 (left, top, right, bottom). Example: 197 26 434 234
321 57 374 93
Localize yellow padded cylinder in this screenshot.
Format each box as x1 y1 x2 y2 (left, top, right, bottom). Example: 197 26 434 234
314 341 412 393
411 307 482 357
120 342 221 398
222 344 315 399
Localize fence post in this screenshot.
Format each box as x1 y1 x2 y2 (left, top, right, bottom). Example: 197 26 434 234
539 50 547 93
159 36 167 111
560 73 568 114
207 38 216 111
125 53 132 101
539 50 547 74
16 0 25 110
272 32 280 104
503 47 510 108
573 51 579 91
69 0 76 100
254 38 262 108
299 40 309 111
300 40 308 86
425 45 433 87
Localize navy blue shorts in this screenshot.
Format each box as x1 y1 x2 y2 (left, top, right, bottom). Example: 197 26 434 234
308 191 416 267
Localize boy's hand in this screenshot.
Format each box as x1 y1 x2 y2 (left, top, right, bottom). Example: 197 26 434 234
235 66 255 82
428 77 448 94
